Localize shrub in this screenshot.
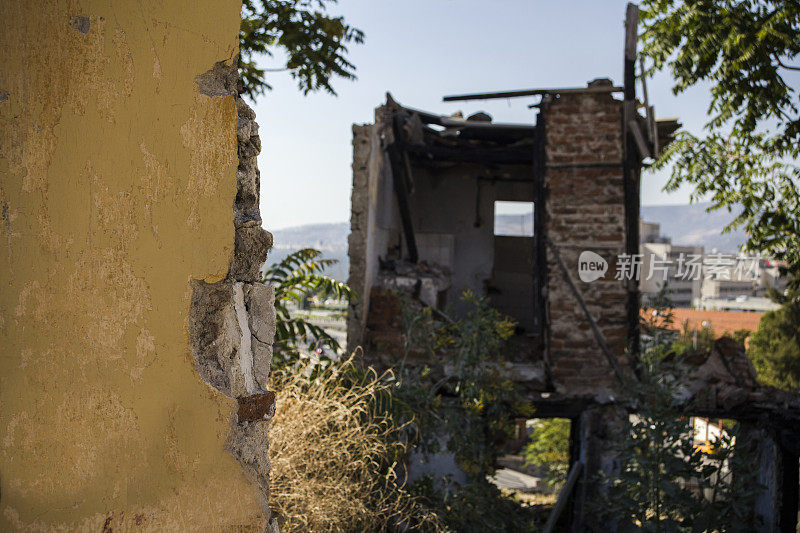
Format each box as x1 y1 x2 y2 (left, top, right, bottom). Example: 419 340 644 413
522 418 571 488
267 355 439 531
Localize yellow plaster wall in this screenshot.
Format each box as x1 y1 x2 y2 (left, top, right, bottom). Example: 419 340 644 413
0 1 268 529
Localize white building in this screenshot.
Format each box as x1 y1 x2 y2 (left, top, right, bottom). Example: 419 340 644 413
699 255 786 301
640 241 704 307
639 220 787 309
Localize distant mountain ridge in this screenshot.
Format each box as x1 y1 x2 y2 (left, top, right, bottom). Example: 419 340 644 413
270 222 349 251
265 222 350 282
265 203 747 281
640 202 745 253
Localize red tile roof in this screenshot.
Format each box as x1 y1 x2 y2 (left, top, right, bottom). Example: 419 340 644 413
642 308 764 335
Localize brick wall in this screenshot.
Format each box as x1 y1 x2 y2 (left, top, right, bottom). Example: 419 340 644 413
543 91 630 396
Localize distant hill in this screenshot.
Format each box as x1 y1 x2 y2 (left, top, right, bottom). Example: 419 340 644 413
265 222 350 281
263 203 747 281
270 222 349 250
640 202 745 253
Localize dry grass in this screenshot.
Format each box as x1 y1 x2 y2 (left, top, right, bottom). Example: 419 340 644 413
267 354 439 532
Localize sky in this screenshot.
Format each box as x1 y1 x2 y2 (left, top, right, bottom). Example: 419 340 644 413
250 0 717 230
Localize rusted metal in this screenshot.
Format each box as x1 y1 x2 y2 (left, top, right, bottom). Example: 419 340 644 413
237 391 276 423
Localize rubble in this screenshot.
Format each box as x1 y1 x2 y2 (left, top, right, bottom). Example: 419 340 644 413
376 259 451 308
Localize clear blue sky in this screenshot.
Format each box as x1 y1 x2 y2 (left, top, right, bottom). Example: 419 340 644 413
250 0 715 230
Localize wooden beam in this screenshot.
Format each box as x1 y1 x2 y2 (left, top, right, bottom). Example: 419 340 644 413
443 85 623 102
388 115 419 263
547 161 624 169
623 2 641 360
543 461 584 533
404 143 534 165
780 447 799 532
533 108 550 378
629 119 652 160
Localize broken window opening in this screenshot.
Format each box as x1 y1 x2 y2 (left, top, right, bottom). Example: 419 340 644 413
490 200 538 336
492 417 572 510
494 200 534 237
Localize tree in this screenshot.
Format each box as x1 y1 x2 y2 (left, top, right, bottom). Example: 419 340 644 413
596 351 761 531
640 0 800 270
588 291 762 530
239 0 364 99
260 248 353 365
593 334 761 531
747 278 800 390
522 418 571 487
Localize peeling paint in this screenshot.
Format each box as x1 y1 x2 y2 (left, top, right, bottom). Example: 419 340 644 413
69 15 90 34
0 1 264 530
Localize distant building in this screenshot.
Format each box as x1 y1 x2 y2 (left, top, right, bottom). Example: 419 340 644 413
639 219 786 309
699 255 786 304
640 242 705 307
639 220 703 308
640 220 670 244
694 297 779 313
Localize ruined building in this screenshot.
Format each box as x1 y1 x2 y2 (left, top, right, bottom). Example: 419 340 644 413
347 79 666 397
346 25 799 533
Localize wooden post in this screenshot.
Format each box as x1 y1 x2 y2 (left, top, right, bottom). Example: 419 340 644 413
533 104 549 367
543 461 584 533
780 446 799 532
388 113 419 263
622 3 641 360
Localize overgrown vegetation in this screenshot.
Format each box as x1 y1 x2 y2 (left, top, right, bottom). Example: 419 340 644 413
409 476 540 533
522 418 570 488
267 355 440 531
671 319 716 354
262 252 539 530
747 276 800 390
595 359 761 530
391 290 539 531
261 248 352 366
263 251 765 530
589 298 762 531
239 0 364 99
392 290 530 476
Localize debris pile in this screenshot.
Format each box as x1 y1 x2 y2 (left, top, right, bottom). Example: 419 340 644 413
377 259 451 309
675 337 800 415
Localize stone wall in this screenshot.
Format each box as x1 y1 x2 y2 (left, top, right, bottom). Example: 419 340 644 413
189 66 277 530
542 90 630 396
346 124 373 351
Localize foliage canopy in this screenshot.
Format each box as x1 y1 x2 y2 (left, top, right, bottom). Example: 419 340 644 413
239 0 364 99
640 0 800 270
522 418 570 487
748 279 800 390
